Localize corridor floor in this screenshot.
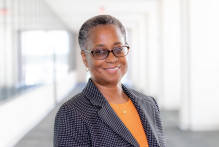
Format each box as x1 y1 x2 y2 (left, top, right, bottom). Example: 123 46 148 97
15 85 219 147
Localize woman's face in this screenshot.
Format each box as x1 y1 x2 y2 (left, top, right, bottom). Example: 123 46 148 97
81 24 128 86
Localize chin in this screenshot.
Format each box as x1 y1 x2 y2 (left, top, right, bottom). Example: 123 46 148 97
104 76 123 85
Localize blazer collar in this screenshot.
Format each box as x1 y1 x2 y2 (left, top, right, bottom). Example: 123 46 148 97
123 85 160 147
82 78 107 107
82 78 159 147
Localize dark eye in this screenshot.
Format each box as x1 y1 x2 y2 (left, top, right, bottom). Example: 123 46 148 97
114 47 123 53
93 49 106 55
113 46 129 57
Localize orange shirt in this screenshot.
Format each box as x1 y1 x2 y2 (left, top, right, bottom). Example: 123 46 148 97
109 99 149 147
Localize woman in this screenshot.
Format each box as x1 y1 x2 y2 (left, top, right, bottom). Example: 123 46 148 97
54 15 166 147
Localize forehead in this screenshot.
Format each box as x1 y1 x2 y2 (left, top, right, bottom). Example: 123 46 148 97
87 24 124 43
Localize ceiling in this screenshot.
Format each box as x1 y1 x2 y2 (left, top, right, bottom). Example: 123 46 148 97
43 0 158 31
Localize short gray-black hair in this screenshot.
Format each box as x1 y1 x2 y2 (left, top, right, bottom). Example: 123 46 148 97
78 15 127 50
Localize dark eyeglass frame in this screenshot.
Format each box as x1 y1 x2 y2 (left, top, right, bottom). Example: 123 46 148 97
82 45 130 60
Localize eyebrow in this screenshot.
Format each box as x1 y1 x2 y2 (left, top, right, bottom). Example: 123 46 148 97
114 42 122 46
94 44 105 47
94 42 122 47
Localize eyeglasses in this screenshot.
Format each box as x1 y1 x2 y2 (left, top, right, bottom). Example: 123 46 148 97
82 46 130 60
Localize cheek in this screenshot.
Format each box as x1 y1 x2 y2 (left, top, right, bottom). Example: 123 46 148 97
87 57 102 69
121 58 128 72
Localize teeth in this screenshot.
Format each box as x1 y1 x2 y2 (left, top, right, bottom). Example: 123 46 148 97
107 67 119 70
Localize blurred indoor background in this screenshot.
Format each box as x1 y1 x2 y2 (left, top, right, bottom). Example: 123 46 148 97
0 0 219 146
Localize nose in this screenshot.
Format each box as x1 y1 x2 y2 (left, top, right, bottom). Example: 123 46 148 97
105 51 118 63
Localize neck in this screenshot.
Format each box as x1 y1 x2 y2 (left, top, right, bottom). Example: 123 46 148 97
92 80 129 104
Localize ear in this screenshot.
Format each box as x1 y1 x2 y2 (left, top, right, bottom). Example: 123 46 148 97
80 51 88 68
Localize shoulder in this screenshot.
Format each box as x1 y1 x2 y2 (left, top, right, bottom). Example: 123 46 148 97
56 92 99 121
128 89 154 101
56 92 86 119
54 92 92 133
125 88 156 104
54 93 92 146
62 92 89 109
125 87 160 111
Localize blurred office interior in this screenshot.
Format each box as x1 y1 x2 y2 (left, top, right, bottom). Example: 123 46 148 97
0 0 219 146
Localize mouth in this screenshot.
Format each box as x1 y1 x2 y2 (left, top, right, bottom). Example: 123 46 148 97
105 67 120 70
103 66 120 72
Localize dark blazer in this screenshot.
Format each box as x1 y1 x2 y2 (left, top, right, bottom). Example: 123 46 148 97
54 79 166 147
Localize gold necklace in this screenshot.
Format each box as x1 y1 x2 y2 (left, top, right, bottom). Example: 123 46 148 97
110 100 130 114
113 105 127 114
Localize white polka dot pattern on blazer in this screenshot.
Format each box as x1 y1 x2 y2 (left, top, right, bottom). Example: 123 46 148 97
54 78 166 147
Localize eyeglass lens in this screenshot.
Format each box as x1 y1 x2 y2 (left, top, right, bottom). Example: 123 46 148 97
92 46 129 60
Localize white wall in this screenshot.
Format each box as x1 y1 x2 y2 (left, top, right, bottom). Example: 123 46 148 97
159 0 219 131
180 0 219 131
159 0 181 110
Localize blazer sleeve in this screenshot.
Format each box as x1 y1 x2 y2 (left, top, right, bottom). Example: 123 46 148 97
152 97 166 147
53 104 91 147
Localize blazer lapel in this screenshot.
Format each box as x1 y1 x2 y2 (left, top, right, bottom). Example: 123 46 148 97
98 103 139 147
122 85 160 147
135 99 160 147
83 79 139 147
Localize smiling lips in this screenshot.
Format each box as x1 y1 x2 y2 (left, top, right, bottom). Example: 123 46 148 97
103 66 120 73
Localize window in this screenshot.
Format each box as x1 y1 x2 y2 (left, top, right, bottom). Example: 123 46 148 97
0 30 75 102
